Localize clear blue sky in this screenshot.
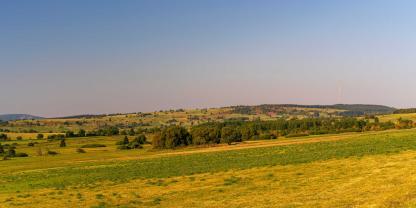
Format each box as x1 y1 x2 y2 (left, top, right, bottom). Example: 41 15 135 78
1 0 416 117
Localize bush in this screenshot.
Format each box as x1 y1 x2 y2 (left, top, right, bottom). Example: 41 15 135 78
78 129 86 137
128 141 143 149
7 148 16 157
0 133 8 141
80 144 106 148
117 145 129 150
27 142 35 147
47 150 58 155
60 139 66 147
123 136 129 144
16 136 23 141
128 128 135 136
15 152 28 157
76 148 86 153
116 134 146 150
134 134 147 144
36 134 44 139
65 131 75 138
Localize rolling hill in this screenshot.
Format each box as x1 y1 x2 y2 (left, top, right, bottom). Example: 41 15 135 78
0 114 43 121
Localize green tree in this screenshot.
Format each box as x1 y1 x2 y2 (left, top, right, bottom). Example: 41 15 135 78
153 126 191 149
60 139 66 147
128 128 136 136
7 147 16 157
65 131 75 138
134 134 147 144
123 136 129 145
221 127 242 145
78 129 86 137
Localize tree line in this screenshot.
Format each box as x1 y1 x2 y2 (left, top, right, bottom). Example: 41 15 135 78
152 117 406 149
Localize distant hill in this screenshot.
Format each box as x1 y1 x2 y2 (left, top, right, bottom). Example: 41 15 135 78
331 104 396 116
0 114 44 121
230 104 396 116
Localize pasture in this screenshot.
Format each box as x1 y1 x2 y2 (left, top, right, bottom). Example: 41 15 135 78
2 129 416 207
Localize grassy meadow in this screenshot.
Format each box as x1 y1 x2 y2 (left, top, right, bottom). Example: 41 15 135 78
2 128 416 207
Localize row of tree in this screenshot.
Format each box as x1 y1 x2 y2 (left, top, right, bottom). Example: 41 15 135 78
152 117 405 149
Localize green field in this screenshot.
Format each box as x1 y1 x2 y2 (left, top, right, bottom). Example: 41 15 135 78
2 128 416 207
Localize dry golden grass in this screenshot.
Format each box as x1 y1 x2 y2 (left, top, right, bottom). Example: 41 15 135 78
3 150 416 207
4 129 416 207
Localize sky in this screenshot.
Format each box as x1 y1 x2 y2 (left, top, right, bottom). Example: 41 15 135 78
2 0 416 117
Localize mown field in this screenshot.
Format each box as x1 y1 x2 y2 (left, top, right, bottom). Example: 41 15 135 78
2 129 416 207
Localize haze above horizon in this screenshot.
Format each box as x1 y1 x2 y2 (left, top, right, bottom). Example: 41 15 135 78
2 0 416 117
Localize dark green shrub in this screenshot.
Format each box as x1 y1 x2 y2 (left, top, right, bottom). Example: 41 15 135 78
76 148 86 153
65 131 75 138
128 128 135 136
47 150 58 155
123 136 129 144
80 144 106 148
15 152 28 157
60 139 66 147
7 148 16 157
78 129 86 137
134 134 147 144
128 141 143 149
0 133 8 141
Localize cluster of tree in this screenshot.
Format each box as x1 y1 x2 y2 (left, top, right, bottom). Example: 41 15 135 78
47 134 65 141
0 143 28 159
0 133 9 141
64 129 86 138
120 128 140 136
60 139 66 147
152 117 400 149
116 134 147 150
86 126 119 136
152 126 192 149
